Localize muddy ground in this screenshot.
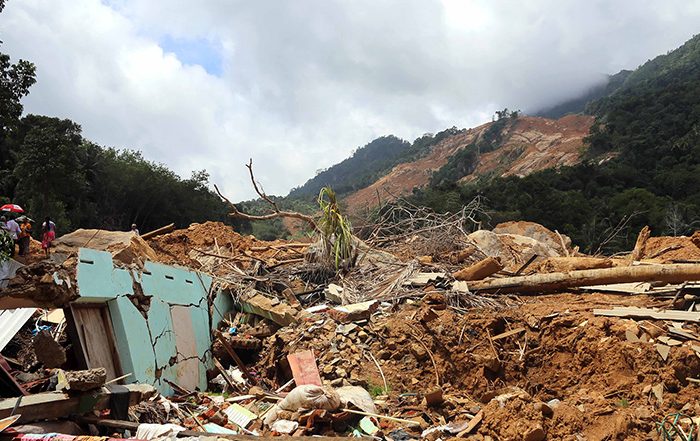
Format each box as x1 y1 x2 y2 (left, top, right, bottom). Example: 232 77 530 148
244 292 700 440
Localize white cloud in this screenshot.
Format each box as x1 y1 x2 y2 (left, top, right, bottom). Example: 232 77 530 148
2 0 700 200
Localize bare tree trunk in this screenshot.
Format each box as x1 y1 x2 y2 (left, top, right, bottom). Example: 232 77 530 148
468 263 700 294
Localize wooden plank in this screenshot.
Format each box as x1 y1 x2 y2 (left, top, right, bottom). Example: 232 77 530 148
491 327 526 341
593 307 700 323
453 257 503 282
287 350 322 386
0 384 155 423
668 327 700 341
217 332 256 385
141 223 176 240
213 357 243 393
70 304 122 381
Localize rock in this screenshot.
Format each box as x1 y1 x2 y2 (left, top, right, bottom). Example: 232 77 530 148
410 343 428 361
57 367 107 391
492 221 572 255
467 229 563 267
324 284 346 304
524 425 546 441
240 293 300 327
328 300 379 323
414 307 439 324
533 402 553 417
546 398 561 410
33 330 66 368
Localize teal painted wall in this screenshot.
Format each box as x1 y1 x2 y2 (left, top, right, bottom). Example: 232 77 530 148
76 248 232 394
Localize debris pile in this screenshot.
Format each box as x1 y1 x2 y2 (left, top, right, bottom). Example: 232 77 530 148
4 220 700 440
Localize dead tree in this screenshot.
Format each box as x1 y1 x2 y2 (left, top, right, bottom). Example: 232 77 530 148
214 159 318 232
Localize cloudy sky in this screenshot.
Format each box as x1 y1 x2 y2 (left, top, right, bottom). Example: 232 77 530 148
2 1 700 200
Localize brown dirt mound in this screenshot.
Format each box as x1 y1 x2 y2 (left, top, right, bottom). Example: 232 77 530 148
252 292 700 440
147 221 309 272
642 235 700 262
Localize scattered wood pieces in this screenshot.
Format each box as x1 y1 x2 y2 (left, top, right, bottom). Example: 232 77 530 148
453 257 503 282
212 358 242 393
655 343 670 361
593 307 700 323
456 410 483 437
216 332 257 385
491 327 526 341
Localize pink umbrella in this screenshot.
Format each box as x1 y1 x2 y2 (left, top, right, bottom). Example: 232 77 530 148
0 204 24 213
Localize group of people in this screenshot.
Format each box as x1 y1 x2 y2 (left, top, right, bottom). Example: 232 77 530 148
0 215 56 257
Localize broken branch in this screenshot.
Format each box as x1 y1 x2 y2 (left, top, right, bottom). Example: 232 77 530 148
214 160 318 232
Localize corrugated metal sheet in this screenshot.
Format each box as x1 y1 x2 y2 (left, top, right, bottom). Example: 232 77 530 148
0 259 23 288
0 308 36 351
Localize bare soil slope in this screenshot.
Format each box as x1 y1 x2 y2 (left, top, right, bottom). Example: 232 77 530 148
344 115 594 214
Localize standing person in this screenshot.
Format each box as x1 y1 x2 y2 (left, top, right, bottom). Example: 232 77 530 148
5 216 20 256
18 216 32 256
0 216 7 231
131 224 140 235
41 217 56 257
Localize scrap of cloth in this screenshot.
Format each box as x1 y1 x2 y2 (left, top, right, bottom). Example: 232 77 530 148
16 435 75 441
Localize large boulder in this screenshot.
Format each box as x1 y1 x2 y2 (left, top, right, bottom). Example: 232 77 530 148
492 221 572 255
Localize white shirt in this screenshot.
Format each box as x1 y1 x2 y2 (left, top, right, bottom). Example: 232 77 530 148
6 219 20 240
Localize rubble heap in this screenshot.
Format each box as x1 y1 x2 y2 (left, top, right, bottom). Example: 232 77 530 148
3 221 700 440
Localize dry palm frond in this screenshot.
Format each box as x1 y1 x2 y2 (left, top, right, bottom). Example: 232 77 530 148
318 187 356 271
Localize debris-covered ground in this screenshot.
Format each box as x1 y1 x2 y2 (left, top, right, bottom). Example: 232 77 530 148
3 216 700 440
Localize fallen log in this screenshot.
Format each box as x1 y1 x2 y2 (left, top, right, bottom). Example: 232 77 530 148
453 257 503 281
468 263 700 294
141 223 175 240
538 256 614 273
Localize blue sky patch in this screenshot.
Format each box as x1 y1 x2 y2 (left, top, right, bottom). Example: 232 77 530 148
160 35 223 76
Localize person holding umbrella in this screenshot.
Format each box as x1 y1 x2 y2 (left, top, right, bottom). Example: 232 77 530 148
1 204 25 257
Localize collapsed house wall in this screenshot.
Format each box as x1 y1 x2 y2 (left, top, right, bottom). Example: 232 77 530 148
75 248 232 395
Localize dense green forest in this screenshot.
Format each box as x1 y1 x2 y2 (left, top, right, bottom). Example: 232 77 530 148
0 3 247 235
412 33 700 253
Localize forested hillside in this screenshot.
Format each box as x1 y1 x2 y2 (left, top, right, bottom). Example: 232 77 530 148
288 128 463 199
0 2 245 235
412 33 700 253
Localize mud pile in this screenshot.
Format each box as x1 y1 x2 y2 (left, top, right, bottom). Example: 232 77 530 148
147 221 309 272
247 292 700 440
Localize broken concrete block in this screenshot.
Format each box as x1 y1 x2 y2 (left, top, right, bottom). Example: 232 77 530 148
328 300 378 323
240 293 299 327
324 284 345 304
56 368 107 392
33 330 67 368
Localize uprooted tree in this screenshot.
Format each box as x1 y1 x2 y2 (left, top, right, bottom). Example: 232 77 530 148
215 160 357 271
